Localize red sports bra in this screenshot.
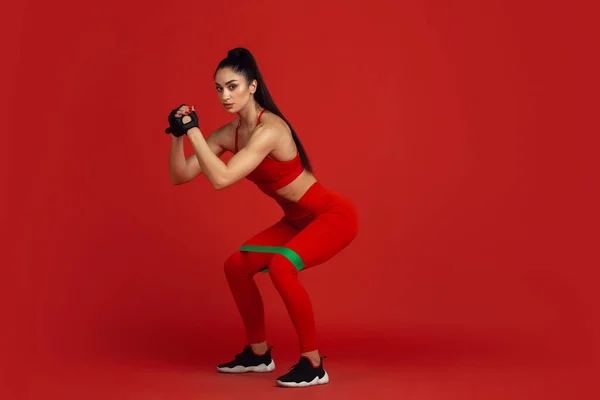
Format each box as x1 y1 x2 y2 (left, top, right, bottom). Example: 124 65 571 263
234 109 304 193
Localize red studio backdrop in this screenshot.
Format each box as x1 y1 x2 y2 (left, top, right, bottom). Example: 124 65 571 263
1 0 598 399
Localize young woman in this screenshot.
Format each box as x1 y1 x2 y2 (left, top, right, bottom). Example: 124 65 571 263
166 47 359 388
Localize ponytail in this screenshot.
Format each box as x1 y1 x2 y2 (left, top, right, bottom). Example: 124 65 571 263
215 48 313 173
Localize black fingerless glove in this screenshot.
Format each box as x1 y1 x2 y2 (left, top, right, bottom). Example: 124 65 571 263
176 108 199 133
165 104 185 137
165 104 199 137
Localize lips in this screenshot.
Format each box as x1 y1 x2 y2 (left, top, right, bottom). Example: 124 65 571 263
223 103 234 108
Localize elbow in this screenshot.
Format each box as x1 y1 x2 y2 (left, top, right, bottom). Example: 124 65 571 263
170 173 186 185
212 177 230 191
212 181 227 191
170 175 181 185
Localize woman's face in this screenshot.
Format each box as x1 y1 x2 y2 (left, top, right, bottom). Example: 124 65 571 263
215 67 256 114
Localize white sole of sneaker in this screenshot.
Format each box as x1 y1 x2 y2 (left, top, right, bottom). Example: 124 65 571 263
217 359 275 374
276 371 329 388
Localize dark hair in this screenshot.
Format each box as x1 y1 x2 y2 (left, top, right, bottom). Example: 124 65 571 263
214 47 312 173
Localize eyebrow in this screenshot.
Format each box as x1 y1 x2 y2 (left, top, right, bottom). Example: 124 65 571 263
215 79 239 86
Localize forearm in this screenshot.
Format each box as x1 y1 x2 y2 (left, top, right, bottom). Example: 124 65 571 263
187 128 228 189
169 136 190 183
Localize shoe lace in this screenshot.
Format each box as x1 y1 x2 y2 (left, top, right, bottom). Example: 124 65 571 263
233 347 250 360
287 362 300 371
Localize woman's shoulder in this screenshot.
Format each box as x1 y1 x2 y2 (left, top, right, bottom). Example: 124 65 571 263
257 110 291 135
210 118 238 137
206 118 238 151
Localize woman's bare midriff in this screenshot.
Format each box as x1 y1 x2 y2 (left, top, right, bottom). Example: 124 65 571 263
274 170 318 203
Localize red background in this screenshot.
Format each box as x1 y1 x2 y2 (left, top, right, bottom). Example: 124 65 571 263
1 0 598 398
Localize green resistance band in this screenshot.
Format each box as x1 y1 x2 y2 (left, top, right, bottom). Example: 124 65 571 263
239 245 304 273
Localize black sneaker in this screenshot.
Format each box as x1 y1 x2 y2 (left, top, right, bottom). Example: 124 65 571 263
216 345 275 373
276 356 329 387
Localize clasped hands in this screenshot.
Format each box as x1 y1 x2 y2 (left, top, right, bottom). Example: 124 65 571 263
165 104 200 137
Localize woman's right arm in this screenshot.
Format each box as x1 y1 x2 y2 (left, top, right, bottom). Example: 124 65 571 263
169 129 226 185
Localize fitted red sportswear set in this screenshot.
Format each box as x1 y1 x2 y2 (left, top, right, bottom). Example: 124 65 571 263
224 110 359 353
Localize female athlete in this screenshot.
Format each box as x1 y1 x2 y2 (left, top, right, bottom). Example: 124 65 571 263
166 47 359 388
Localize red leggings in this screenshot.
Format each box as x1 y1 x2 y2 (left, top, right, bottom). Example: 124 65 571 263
224 182 359 353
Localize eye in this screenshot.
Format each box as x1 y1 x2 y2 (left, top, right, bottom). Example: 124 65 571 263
216 87 222 92
229 84 237 90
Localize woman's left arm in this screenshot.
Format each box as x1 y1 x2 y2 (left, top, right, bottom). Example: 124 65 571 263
186 126 277 190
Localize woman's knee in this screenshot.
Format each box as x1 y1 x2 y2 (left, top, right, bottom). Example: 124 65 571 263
224 251 246 280
267 254 298 285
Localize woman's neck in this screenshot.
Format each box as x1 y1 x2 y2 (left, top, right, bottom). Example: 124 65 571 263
238 101 264 130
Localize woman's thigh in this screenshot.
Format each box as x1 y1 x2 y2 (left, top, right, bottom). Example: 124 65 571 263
284 204 359 270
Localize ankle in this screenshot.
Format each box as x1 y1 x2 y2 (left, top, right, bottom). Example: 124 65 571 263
250 342 268 355
301 351 321 367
